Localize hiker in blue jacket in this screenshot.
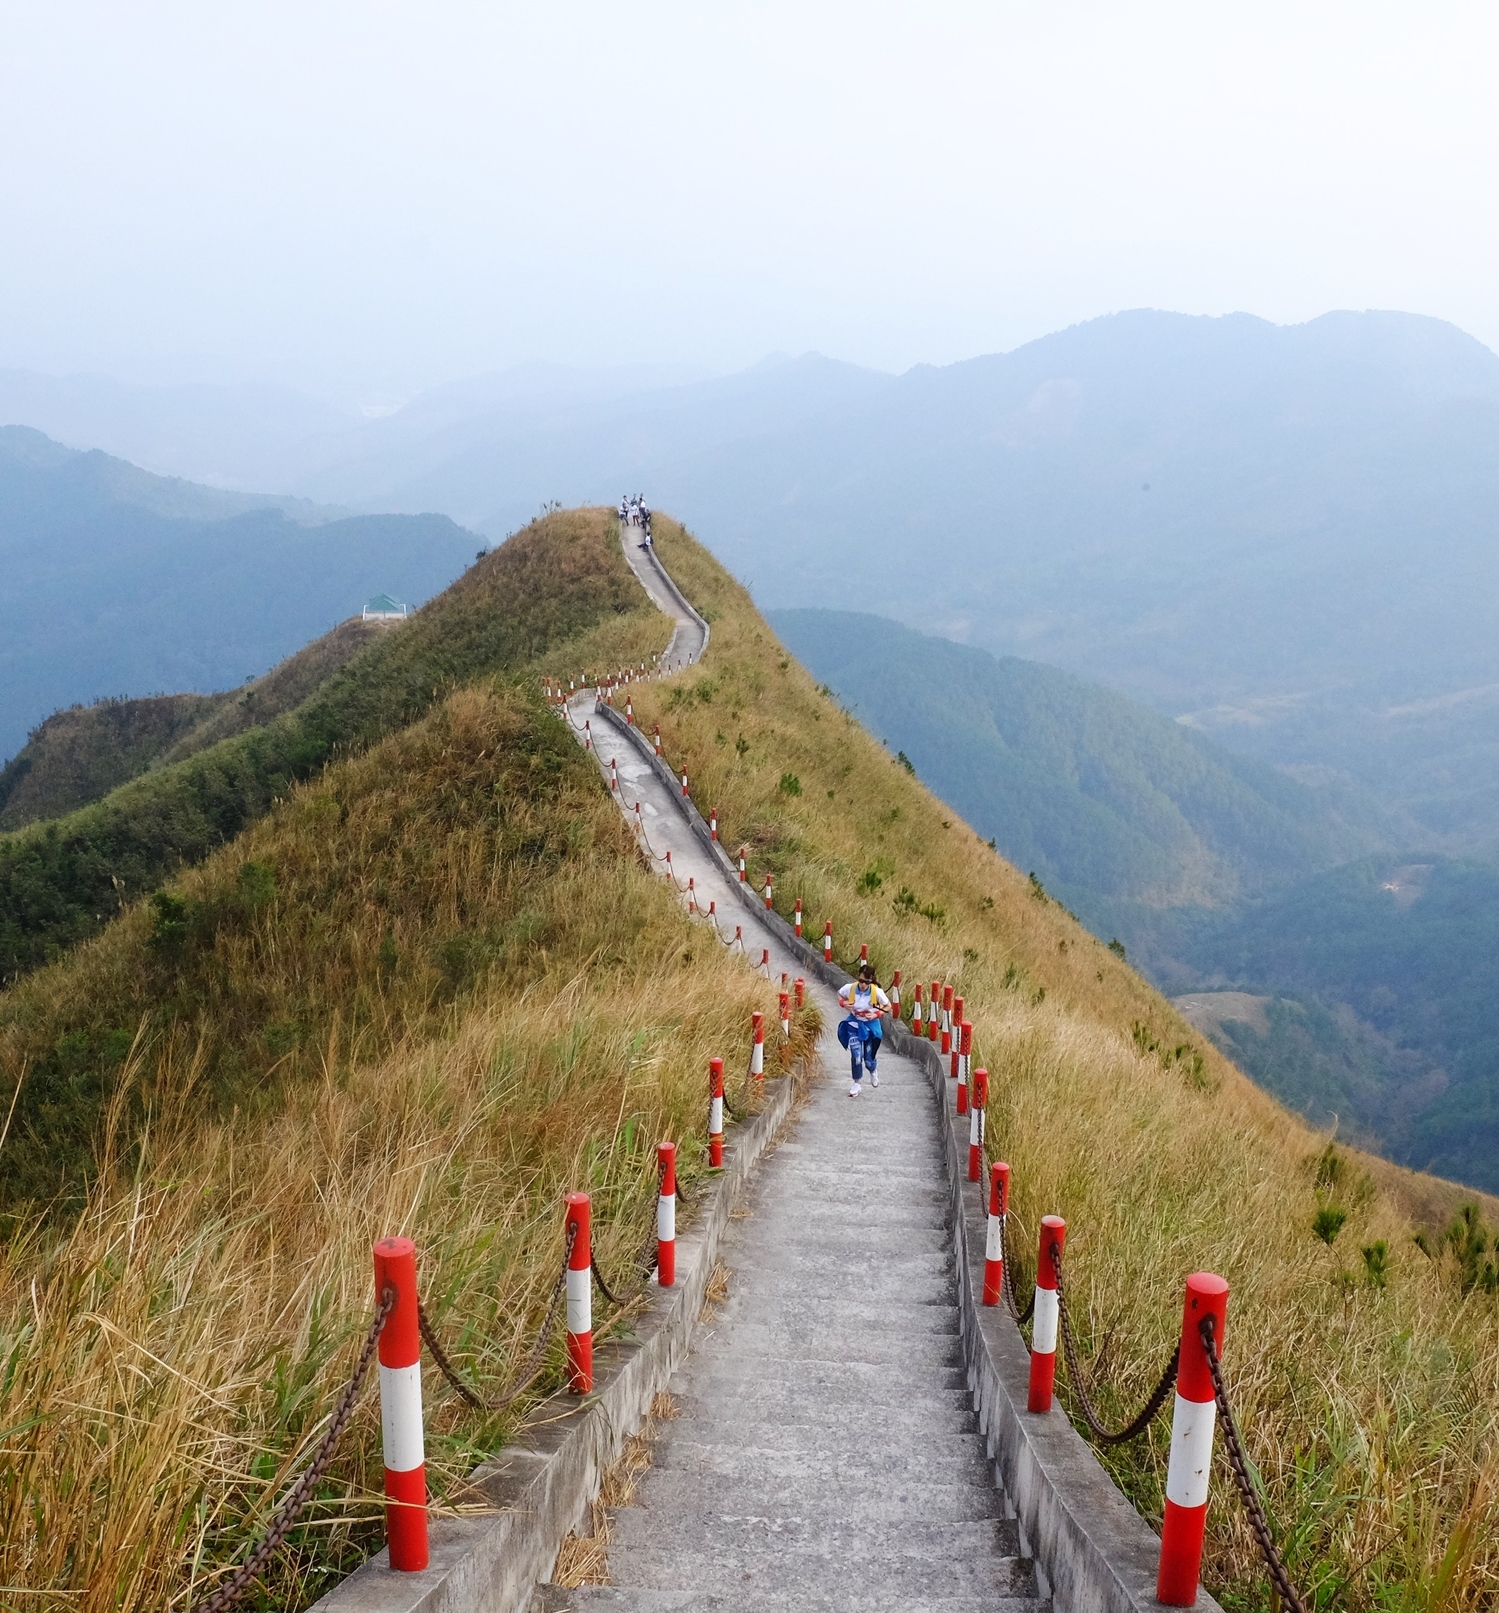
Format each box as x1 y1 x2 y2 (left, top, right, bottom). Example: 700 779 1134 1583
838 962 891 1096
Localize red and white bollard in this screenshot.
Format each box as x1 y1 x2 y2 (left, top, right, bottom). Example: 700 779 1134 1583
625 698 634 725
968 1066 987 1181
653 725 662 757
1027 1216 1066 1412
763 874 773 910
759 947 771 976
957 1021 972 1114
912 983 924 1034
664 849 674 882
983 1161 1010 1306
928 981 940 1042
794 899 803 937
779 991 790 1035
738 847 747 883
372 1237 428 1571
734 924 742 946
1157 1273 1231 1606
951 996 965 1079
710 809 718 841
584 720 592 750
823 921 833 963
890 970 901 1022
681 769 689 798
859 943 868 964
708 899 717 923
940 985 954 1055
795 977 805 1009
610 757 618 791
565 1193 593 1393
708 1057 725 1167
656 1142 677 1287
751 1011 765 1078
687 876 697 912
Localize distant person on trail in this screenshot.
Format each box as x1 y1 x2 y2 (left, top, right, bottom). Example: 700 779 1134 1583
838 962 890 1096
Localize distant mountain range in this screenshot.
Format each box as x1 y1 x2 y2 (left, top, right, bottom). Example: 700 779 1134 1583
0 426 476 760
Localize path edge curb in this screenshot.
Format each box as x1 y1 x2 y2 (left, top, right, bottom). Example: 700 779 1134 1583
308 1073 796 1613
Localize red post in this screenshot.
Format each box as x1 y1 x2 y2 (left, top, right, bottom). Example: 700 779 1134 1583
1027 1216 1065 1412
779 991 790 1036
751 1012 765 1079
1157 1274 1231 1606
951 995 965 1078
983 1162 1010 1306
656 1143 677 1287
738 847 747 882
610 757 618 791
763 874 773 910
708 1057 725 1167
710 809 718 841
759 946 771 975
653 724 662 757
890 969 902 1022
681 769 689 798
928 981 940 1041
794 898 803 937
957 1021 973 1114
565 1194 592 1392
795 977 805 1009
583 719 591 749
969 1066 987 1181
860 942 868 963
373 1237 428 1570
941 985 954 1055
912 983 924 1034
686 876 696 913
625 698 634 725
823 921 833 962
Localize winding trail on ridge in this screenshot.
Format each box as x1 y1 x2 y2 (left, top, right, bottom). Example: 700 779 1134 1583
546 528 1051 1612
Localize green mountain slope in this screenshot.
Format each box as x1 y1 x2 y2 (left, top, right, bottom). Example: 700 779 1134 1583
769 607 1388 924
0 509 663 984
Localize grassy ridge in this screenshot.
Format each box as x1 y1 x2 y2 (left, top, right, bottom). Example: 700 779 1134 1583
628 517 1499 1610
0 512 804 1610
0 510 650 984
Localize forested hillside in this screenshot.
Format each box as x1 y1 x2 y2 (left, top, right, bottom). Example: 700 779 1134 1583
775 606 1499 1192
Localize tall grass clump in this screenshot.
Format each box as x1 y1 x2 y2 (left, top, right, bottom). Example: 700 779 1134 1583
630 515 1499 1611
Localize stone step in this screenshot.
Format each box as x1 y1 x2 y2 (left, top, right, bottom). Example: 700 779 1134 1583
609 1468 1008 1526
597 1518 1042 1600
675 1327 964 1374
650 1433 997 1489
657 1396 983 1442
531 1585 1049 1613
673 1359 969 1404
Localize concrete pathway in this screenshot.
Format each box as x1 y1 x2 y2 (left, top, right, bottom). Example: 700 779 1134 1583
539 529 1050 1612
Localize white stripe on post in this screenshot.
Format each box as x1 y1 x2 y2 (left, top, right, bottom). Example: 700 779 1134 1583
708 1057 725 1167
823 921 833 962
656 1141 677 1287
751 1011 765 1078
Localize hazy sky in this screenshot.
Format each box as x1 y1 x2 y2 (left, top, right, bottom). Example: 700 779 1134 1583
4 1 1499 401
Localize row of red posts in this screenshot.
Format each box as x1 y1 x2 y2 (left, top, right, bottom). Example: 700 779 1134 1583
889 978 1228 1608
368 1010 783 1572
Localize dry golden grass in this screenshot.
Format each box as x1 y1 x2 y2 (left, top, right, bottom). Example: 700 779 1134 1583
0 646 821 1608
629 515 1499 1612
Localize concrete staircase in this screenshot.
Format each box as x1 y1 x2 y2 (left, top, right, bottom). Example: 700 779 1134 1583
529 1025 1051 1613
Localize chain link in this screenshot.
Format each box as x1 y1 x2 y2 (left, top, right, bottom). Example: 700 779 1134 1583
1200 1314 1308 1613
194 1286 396 1613
1049 1243 1179 1445
417 1224 576 1414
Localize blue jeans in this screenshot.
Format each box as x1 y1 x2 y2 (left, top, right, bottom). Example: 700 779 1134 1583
838 1015 882 1081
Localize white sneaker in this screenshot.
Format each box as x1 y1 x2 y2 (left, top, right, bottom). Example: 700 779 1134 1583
870 1070 879 1088
849 1081 861 1097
